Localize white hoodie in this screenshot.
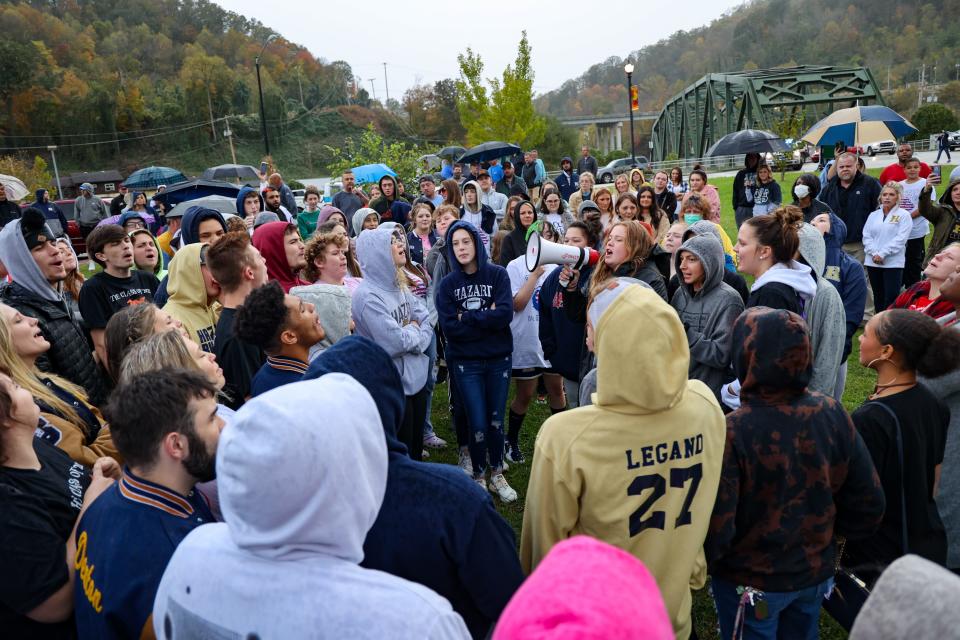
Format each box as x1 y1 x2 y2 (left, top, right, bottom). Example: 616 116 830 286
723 261 817 409
152 374 470 639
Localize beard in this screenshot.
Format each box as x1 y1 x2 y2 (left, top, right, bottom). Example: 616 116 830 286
182 428 217 482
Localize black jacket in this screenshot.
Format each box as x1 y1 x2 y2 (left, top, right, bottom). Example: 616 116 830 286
0 282 108 406
820 172 883 244
654 189 677 221
459 204 497 235
0 200 21 228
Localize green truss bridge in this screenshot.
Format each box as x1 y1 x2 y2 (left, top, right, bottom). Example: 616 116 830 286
650 65 885 162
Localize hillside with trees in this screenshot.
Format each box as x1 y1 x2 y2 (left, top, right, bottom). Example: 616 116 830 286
0 0 406 176
537 0 960 122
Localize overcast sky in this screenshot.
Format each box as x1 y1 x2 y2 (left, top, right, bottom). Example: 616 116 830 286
217 0 744 101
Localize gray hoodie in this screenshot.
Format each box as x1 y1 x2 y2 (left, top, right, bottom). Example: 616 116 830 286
921 357 960 568
352 207 380 236
290 283 352 361
353 227 433 395
152 375 470 639
669 234 744 401
849 555 960 639
798 223 846 397
0 217 63 304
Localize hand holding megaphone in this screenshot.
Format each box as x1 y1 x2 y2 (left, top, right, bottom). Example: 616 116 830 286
525 231 600 273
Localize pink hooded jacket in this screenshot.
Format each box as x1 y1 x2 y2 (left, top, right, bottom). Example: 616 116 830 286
493 536 673 640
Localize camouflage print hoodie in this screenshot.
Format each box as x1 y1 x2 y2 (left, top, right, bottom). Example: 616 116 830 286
706 306 885 591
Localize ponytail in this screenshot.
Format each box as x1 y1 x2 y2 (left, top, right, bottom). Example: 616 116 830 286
744 205 803 263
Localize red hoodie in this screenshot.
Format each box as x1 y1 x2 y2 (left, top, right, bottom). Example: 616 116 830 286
252 221 308 292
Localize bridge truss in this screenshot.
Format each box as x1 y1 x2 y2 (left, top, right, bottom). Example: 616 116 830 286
650 65 885 161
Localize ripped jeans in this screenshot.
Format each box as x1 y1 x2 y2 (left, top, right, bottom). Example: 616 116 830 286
448 355 511 476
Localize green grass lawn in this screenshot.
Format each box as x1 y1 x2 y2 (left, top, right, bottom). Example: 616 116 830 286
423 164 957 639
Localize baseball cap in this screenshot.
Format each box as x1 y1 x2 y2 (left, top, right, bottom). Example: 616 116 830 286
418 175 435 185
476 170 491 179
80 182 94 192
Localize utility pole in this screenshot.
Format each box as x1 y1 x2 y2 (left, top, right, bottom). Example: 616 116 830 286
918 64 925 110
383 62 390 103
296 66 305 107
47 146 62 199
255 34 278 157
368 78 377 102
223 119 238 168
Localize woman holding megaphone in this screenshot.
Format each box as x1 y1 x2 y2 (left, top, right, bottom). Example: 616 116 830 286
561 221 668 326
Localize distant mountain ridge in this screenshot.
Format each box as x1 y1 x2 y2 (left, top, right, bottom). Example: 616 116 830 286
536 0 958 118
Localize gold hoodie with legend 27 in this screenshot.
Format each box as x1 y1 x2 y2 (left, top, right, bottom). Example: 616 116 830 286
520 285 725 640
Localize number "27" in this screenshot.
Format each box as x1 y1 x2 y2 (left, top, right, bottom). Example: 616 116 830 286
627 463 702 536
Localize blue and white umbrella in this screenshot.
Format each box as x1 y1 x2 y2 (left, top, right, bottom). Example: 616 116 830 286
801 105 918 147
123 166 187 190
352 163 396 184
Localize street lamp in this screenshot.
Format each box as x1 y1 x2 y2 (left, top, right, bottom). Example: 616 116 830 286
255 34 278 157
624 62 636 165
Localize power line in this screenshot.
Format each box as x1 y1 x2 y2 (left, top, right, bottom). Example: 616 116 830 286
0 117 220 140
0 121 216 151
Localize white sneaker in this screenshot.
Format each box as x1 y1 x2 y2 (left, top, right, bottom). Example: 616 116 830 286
423 434 447 449
488 473 518 503
458 449 473 476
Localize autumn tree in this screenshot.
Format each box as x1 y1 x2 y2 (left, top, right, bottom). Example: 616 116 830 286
403 79 465 143
0 39 40 139
456 31 546 148
180 46 236 141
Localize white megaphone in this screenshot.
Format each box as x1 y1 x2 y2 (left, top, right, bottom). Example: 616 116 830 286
525 231 600 273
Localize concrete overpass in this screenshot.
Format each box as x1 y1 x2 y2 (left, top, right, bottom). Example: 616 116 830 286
555 112 658 154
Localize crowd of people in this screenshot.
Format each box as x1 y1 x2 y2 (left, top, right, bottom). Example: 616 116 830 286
1 144 960 640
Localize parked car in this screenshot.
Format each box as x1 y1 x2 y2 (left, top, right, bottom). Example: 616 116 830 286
762 150 804 171
596 156 649 183
324 181 342 204
291 188 305 212
948 131 960 151
865 140 896 156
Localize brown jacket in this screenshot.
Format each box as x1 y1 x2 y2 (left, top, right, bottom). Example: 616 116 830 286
41 403 121 466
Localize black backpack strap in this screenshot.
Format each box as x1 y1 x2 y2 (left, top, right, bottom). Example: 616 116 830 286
865 401 910 555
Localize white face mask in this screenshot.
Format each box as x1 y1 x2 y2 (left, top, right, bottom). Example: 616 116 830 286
794 184 811 200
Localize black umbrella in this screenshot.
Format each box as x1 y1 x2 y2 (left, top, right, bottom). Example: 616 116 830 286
705 129 791 157
437 145 467 159
456 142 522 164
152 179 242 208
201 164 260 183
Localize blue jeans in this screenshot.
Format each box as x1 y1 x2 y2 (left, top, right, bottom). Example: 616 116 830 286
712 576 833 640
422 333 437 439
449 355 511 476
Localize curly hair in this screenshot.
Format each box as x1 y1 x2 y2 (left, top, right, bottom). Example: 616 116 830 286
234 281 288 353
303 231 348 282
